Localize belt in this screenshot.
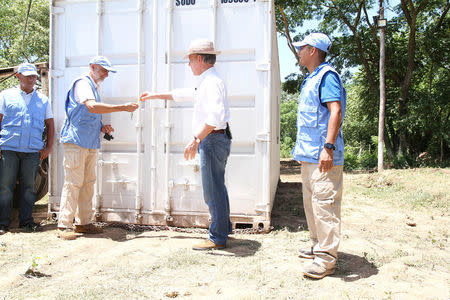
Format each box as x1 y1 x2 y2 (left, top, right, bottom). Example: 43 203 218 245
210 129 225 134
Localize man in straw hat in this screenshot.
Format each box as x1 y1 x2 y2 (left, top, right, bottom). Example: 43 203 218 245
291 33 347 279
57 56 138 240
140 39 232 250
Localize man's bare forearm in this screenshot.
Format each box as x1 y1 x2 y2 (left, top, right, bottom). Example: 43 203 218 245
325 101 342 144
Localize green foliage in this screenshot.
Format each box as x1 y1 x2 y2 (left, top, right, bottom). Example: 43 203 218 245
281 72 303 94
277 0 450 167
0 0 49 67
280 92 299 158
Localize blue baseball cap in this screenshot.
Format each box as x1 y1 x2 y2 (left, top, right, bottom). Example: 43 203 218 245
17 63 39 76
293 33 332 53
89 56 117 73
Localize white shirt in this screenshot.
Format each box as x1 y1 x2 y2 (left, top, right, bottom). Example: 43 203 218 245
172 67 230 135
0 87 53 119
73 75 99 104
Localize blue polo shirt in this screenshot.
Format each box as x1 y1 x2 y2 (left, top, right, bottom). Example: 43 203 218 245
320 71 342 104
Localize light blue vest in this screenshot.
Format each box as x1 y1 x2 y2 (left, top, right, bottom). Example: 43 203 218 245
292 63 346 165
0 87 48 153
60 76 102 149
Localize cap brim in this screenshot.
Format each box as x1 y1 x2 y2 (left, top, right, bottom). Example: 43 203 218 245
91 63 117 73
20 71 39 76
293 41 307 51
102 66 117 73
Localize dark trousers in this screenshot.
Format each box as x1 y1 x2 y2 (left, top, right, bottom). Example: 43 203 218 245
0 150 40 227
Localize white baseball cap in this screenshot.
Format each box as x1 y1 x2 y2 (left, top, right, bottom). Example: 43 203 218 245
293 33 332 53
17 63 39 76
89 56 117 73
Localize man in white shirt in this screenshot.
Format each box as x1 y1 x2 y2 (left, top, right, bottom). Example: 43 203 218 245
0 63 54 234
140 39 232 250
57 56 138 240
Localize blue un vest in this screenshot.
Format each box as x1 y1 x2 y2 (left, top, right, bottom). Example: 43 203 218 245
60 76 102 149
292 63 347 165
0 87 48 153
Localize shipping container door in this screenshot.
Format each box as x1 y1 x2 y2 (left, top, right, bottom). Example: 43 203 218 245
163 0 269 223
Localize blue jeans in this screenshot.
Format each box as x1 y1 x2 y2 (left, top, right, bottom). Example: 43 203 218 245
0 150 40 227
199 133 232 245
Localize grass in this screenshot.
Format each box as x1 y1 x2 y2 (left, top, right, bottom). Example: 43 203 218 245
1 167 449 299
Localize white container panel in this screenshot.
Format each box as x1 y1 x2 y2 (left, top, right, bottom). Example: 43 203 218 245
49 0 280 229
101 11 140 58
64 3 98 62
226 155 260 214
216 3 261 51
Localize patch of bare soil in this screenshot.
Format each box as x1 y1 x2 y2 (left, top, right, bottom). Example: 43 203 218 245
0 163 448 299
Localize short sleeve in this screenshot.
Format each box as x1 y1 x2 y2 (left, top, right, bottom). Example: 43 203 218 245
0 92 5 115
74 79 96 104
319 71 342 104
171 88 195 102
45 98 53 119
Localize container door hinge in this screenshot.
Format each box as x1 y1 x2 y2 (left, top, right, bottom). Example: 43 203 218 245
255 204 269 213
256 63 270 72
255 132 271 142
51 6 65 15
50 69 64 78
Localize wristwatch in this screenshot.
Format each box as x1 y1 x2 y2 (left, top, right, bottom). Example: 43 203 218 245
324 143 336 150
194 136 201 144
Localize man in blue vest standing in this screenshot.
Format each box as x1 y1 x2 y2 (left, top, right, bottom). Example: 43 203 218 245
57 56 138 240
0 63 55 234
291 33 346 279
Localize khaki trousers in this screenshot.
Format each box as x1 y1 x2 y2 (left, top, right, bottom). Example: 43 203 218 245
301 162 343 270
58 143 97 228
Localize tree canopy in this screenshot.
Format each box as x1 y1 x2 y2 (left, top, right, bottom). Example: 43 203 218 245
277 0 449 167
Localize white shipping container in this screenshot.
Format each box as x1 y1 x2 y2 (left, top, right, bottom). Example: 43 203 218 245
49 0 281 230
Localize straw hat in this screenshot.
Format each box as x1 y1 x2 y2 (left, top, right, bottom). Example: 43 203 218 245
184 39 221 59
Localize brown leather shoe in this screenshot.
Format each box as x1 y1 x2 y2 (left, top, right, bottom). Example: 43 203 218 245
192 239 226 251
303 262 335 279
57 228 77 240
74 223 103 234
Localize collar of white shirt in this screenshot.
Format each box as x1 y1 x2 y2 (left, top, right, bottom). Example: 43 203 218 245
195 67 216 87
17 85 35 96
84 73 100 90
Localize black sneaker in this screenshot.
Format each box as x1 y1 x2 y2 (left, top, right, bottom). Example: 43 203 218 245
19 222 43 232
0 225 8 235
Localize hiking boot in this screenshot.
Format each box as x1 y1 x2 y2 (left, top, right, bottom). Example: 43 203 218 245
19 222 43 232
57 228 77 240
74 223 103 234
192 239 226 251
0 225 9 235
298 247 315 259
303 262 335 279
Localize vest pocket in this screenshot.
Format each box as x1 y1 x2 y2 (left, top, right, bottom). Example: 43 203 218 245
78 115 100 128
30 131 44 150
298 104 318 128
0 132 21 147
295 131 321 159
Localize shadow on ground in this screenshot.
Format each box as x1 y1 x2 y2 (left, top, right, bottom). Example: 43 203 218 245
333 251 379 281
206 238 261 257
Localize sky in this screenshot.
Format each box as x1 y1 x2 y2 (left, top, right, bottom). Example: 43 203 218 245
277 0 400 81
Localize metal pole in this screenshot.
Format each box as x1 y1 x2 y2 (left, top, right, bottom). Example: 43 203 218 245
377 0 386 172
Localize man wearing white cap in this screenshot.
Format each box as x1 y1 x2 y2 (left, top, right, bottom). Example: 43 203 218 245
291 33 347 279
140 39 232 250
0 63 55 234
57 56 138 240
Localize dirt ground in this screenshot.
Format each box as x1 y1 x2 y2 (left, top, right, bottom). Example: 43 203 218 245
0 160 449 299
